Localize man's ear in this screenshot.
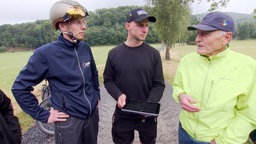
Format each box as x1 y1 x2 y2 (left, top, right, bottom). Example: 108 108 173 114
58 22 67 31
225 32 232 41
223 32 232 45
125 22 130 30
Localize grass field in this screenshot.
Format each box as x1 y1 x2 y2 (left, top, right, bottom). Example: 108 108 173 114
1 39 256 133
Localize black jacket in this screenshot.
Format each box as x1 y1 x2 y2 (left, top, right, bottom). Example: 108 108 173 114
0 89 22 144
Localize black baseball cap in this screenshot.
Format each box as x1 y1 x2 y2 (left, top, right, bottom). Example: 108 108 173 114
126 8 156 23
187 12 235 35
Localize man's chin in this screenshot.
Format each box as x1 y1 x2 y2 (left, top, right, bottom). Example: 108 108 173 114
136 38 145 42
197 51 207 57
76 37 85 41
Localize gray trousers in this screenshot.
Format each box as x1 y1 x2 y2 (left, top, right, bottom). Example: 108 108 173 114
54 109 99 144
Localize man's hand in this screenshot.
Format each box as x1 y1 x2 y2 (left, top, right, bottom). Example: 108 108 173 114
179 93 200 112
117 94 126 108
96 99 100 108
210 139 216 144
47 108 69 123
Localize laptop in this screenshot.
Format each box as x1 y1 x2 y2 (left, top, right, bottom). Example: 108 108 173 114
121 99 160 117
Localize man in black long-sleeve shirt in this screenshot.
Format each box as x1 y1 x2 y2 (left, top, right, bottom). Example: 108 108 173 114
103 8 165 144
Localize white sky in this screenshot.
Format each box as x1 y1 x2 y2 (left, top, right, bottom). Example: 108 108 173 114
191 0 256 15
0 0 255 25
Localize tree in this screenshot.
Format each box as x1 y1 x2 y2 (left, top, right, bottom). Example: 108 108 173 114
146 0 191 60
205 0 231 12
186 15 200 45
236 22 256 40
254 9 256 19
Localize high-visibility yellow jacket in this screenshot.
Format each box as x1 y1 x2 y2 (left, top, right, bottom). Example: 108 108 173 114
173 49 256 144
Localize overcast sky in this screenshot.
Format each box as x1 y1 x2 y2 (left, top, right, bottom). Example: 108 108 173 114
0 0 255 25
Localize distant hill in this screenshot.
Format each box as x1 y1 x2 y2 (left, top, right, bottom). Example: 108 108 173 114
195 12 256 24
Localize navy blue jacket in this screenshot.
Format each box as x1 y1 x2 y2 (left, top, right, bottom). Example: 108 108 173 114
12 34 100 123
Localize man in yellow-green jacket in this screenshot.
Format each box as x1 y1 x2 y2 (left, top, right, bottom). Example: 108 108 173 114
172 12 256 144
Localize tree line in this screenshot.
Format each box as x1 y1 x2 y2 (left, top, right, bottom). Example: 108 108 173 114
0 6 159 52
0 5 255 52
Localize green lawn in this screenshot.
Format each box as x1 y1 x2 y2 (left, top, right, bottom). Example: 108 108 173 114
1 39 256 133
0 51 33 95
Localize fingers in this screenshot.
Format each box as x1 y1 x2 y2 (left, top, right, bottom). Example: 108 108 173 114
47 109 69 123
210 139 216 144
117 94 126 108
179 94 200 112
187 96 196 104
96 99 100 108
182 103 200 112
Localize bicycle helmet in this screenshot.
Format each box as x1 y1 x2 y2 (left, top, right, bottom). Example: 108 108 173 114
49 0 88 30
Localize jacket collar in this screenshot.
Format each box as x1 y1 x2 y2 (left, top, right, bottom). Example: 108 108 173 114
200 48 230 62
57 34 80 47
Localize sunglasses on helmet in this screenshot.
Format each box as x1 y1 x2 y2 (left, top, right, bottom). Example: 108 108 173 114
63 5 89 22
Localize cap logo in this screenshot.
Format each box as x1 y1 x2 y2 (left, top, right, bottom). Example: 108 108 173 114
137 10 147 15
126 8 156 23
222 20 228 27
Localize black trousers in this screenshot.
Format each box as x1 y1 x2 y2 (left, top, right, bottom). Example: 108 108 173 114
250 129 256 142
54 109 99 144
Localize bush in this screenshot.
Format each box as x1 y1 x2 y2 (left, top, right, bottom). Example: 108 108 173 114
0 46 7 53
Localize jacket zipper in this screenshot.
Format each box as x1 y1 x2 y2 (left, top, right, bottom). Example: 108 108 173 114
74 46 92 116
194 58 212 138
201 58 212 106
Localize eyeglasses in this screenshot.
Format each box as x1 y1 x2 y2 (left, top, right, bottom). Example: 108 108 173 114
70 19 87 27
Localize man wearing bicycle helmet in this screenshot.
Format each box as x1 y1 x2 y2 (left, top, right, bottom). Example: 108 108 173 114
12 0 100 143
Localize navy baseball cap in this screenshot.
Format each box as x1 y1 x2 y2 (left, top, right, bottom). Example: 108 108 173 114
187 12 235 35
126 8 156 23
